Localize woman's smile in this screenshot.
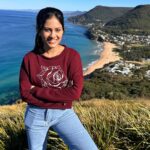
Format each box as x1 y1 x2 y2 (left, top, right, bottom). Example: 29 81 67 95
47 38 57 44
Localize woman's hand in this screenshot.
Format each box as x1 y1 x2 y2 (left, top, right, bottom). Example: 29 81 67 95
30 85 35 89
30 85 36 94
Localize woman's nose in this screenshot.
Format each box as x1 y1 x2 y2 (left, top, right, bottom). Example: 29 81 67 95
50 30 56 38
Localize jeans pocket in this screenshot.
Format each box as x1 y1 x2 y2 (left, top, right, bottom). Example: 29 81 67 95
24 105 46 128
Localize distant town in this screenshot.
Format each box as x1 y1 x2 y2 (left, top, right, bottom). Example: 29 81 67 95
68 4 150 100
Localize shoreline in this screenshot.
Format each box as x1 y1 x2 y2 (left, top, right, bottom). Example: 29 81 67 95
83 42 121 76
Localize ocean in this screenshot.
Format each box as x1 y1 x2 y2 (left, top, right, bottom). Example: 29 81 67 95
0 9 102 105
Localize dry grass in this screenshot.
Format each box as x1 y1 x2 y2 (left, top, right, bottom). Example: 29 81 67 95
0 99 150 150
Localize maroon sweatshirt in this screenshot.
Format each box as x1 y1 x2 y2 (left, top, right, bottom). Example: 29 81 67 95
19 45 83 109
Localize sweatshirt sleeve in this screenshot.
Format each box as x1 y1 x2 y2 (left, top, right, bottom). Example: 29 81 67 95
31 52 83 102
19 55 61 106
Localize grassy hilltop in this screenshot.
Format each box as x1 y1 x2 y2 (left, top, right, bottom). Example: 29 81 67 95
0 99 150 150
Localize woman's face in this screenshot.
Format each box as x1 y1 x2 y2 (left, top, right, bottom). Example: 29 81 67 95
40 16 64 50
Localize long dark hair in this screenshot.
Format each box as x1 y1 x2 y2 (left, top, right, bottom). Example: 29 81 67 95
33 7 64 54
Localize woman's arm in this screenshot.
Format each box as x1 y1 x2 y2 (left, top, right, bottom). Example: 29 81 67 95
30 53 83 102
19 60 44 106
19 55 62 105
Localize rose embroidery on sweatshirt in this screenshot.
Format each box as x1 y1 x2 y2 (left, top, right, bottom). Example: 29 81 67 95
37 65 68 88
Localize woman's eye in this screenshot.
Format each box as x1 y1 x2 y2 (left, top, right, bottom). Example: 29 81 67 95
43 28 62 32
55 28 61 32
43 28 51 32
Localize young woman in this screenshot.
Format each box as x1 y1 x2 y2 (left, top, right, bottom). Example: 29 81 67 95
19 7 98 150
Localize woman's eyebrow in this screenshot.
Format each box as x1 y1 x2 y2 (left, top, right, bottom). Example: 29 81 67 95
44 26 62 28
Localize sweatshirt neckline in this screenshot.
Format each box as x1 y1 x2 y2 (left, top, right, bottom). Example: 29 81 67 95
39 45 67 60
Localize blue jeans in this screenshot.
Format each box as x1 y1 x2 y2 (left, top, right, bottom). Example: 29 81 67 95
24 104 99 150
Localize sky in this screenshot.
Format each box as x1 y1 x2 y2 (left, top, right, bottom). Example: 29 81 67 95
0 0 149 11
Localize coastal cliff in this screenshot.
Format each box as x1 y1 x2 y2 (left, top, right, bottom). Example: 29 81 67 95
68 5 150 44
68 5 131 26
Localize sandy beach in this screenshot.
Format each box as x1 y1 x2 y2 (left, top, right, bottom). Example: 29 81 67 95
83 42 121 76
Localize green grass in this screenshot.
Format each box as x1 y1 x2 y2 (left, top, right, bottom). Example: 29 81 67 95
0 99 150 150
